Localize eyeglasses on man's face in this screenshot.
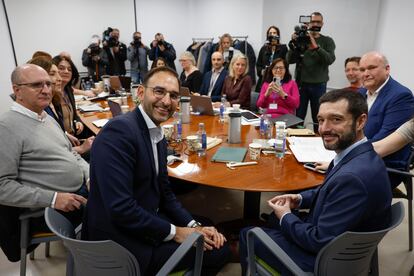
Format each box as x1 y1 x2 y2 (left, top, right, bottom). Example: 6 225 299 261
145 86 180 101
16 81 52 90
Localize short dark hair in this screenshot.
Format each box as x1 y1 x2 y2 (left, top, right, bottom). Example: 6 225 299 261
311 11 323 20
344 56 361 67
319 89 367 120
263 58 292 84
143 66 180 90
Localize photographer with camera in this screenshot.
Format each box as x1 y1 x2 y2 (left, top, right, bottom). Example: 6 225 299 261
255 26 288 92
82 35 109 82
286 12 336 131
127 31 149 84
148 33 176 71
102 28 127 76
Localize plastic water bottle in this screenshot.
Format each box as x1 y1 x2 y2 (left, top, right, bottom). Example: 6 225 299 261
264 114 273 139
81 79 86 90
259 114 266 136
219 94 226 123
197 122 207 156
274 121 287 158
175 112 182 142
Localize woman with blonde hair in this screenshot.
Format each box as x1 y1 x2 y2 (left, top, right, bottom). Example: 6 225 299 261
179 51 202 93
221 53 252 109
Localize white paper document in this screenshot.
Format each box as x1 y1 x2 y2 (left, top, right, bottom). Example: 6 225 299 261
92 119 109 128
287 137 336 163
78 104 103 112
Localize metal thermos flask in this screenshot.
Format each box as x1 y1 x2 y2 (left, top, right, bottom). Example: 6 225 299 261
228 111 241 143
180 97 190 124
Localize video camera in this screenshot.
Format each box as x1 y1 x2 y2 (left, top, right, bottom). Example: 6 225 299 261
289 16 312 53
102 27 118 47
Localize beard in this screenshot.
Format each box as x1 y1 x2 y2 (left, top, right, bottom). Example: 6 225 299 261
322 120 357 151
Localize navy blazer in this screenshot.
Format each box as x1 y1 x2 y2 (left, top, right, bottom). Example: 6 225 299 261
359 77 414 169
278 142 392 271
83 108 193 273
199 69 228 102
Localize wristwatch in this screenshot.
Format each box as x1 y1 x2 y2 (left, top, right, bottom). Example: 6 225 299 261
189 221 202 228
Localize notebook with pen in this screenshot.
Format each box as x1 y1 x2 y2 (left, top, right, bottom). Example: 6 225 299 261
211 147 247 163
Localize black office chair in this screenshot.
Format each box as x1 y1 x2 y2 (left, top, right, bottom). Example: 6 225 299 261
250 91 260 113
387 147 414 251
44 207 205 276
247 201 404 276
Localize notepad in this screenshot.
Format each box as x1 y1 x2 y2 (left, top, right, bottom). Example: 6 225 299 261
206 137 222 150
211 147 247 163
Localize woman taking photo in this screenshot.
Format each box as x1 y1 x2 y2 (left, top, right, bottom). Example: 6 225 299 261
179 51 202 93
256 26 288 91
256 58 299 118
221 53 252 109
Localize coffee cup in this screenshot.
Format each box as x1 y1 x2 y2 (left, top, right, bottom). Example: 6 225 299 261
249 143 262 161
187 135 200 152
162 124 175 141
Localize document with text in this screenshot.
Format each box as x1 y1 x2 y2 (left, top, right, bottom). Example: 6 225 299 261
287 137 336 163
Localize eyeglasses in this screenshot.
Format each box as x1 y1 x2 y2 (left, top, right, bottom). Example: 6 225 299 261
16 81 52 90
145 86 180 101
273 66 285 71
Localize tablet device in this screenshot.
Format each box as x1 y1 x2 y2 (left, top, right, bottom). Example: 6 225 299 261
108 100 122 117
241 111 260 121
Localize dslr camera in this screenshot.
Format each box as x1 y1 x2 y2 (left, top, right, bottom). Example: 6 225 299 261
102 27 118 47
266 35 280 45
89 44 100 56
132 37 142 47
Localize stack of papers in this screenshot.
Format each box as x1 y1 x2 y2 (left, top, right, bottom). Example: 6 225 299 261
207 137 222 150
287 137 335 163
92 119 109 128
78 104 103 112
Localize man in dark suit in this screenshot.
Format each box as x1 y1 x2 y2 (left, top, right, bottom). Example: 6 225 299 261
83 66 230 275
239 89 392 274
199 51 228 102
359 51 414 187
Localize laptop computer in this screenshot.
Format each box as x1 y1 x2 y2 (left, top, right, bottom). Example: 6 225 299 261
190 95 216 116
108 100 122 117
119 76 132 92
269 113 304 128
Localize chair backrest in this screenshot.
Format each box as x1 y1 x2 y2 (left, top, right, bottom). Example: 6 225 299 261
250 91 259 112
110 76 123 92
314 201 404 275
44 208 140 276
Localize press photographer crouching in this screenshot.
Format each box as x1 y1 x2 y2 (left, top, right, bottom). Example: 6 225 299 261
127 31 149 84
102 27 127 76
82 35 109 82
286 11 336 132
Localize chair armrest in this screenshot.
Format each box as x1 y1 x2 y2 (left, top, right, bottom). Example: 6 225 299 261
156 232 204 276
387 167 414 177
19 208 45 220
247 227 312 276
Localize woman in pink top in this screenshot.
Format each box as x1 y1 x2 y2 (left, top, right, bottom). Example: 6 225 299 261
256 58 299 118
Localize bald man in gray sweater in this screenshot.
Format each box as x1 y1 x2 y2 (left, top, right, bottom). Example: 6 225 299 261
0 64 88 261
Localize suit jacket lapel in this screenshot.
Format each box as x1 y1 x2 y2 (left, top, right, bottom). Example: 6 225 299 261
135 108 157 178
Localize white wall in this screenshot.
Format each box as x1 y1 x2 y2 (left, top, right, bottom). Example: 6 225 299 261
375 0 414 90
1 0 412 115
262 0 381 89
0 3 16 114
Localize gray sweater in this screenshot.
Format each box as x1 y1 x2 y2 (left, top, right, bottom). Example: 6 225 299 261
0 110 88 208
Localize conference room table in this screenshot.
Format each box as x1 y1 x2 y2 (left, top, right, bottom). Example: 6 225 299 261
78 98 325 219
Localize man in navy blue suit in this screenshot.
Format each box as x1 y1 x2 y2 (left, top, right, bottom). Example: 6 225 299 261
239 89 392 274
199 51 228 102
83 66 230 275
359 51 414 188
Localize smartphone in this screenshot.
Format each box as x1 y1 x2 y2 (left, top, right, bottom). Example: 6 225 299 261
303 162 326 174
273 77 281 86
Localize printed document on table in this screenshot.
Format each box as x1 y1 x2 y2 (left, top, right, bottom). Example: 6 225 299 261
287 137 336 163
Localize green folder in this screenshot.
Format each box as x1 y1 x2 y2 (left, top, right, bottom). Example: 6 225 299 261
211 147 247 163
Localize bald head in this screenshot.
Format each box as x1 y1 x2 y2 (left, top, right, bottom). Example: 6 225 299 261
211 51 224 70
359 51 390 92
11 64 52 114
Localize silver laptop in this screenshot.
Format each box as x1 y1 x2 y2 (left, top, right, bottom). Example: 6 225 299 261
269 113 304 128
190 95 216 116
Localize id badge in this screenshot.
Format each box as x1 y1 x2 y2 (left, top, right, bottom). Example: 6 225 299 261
269 103 278 110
